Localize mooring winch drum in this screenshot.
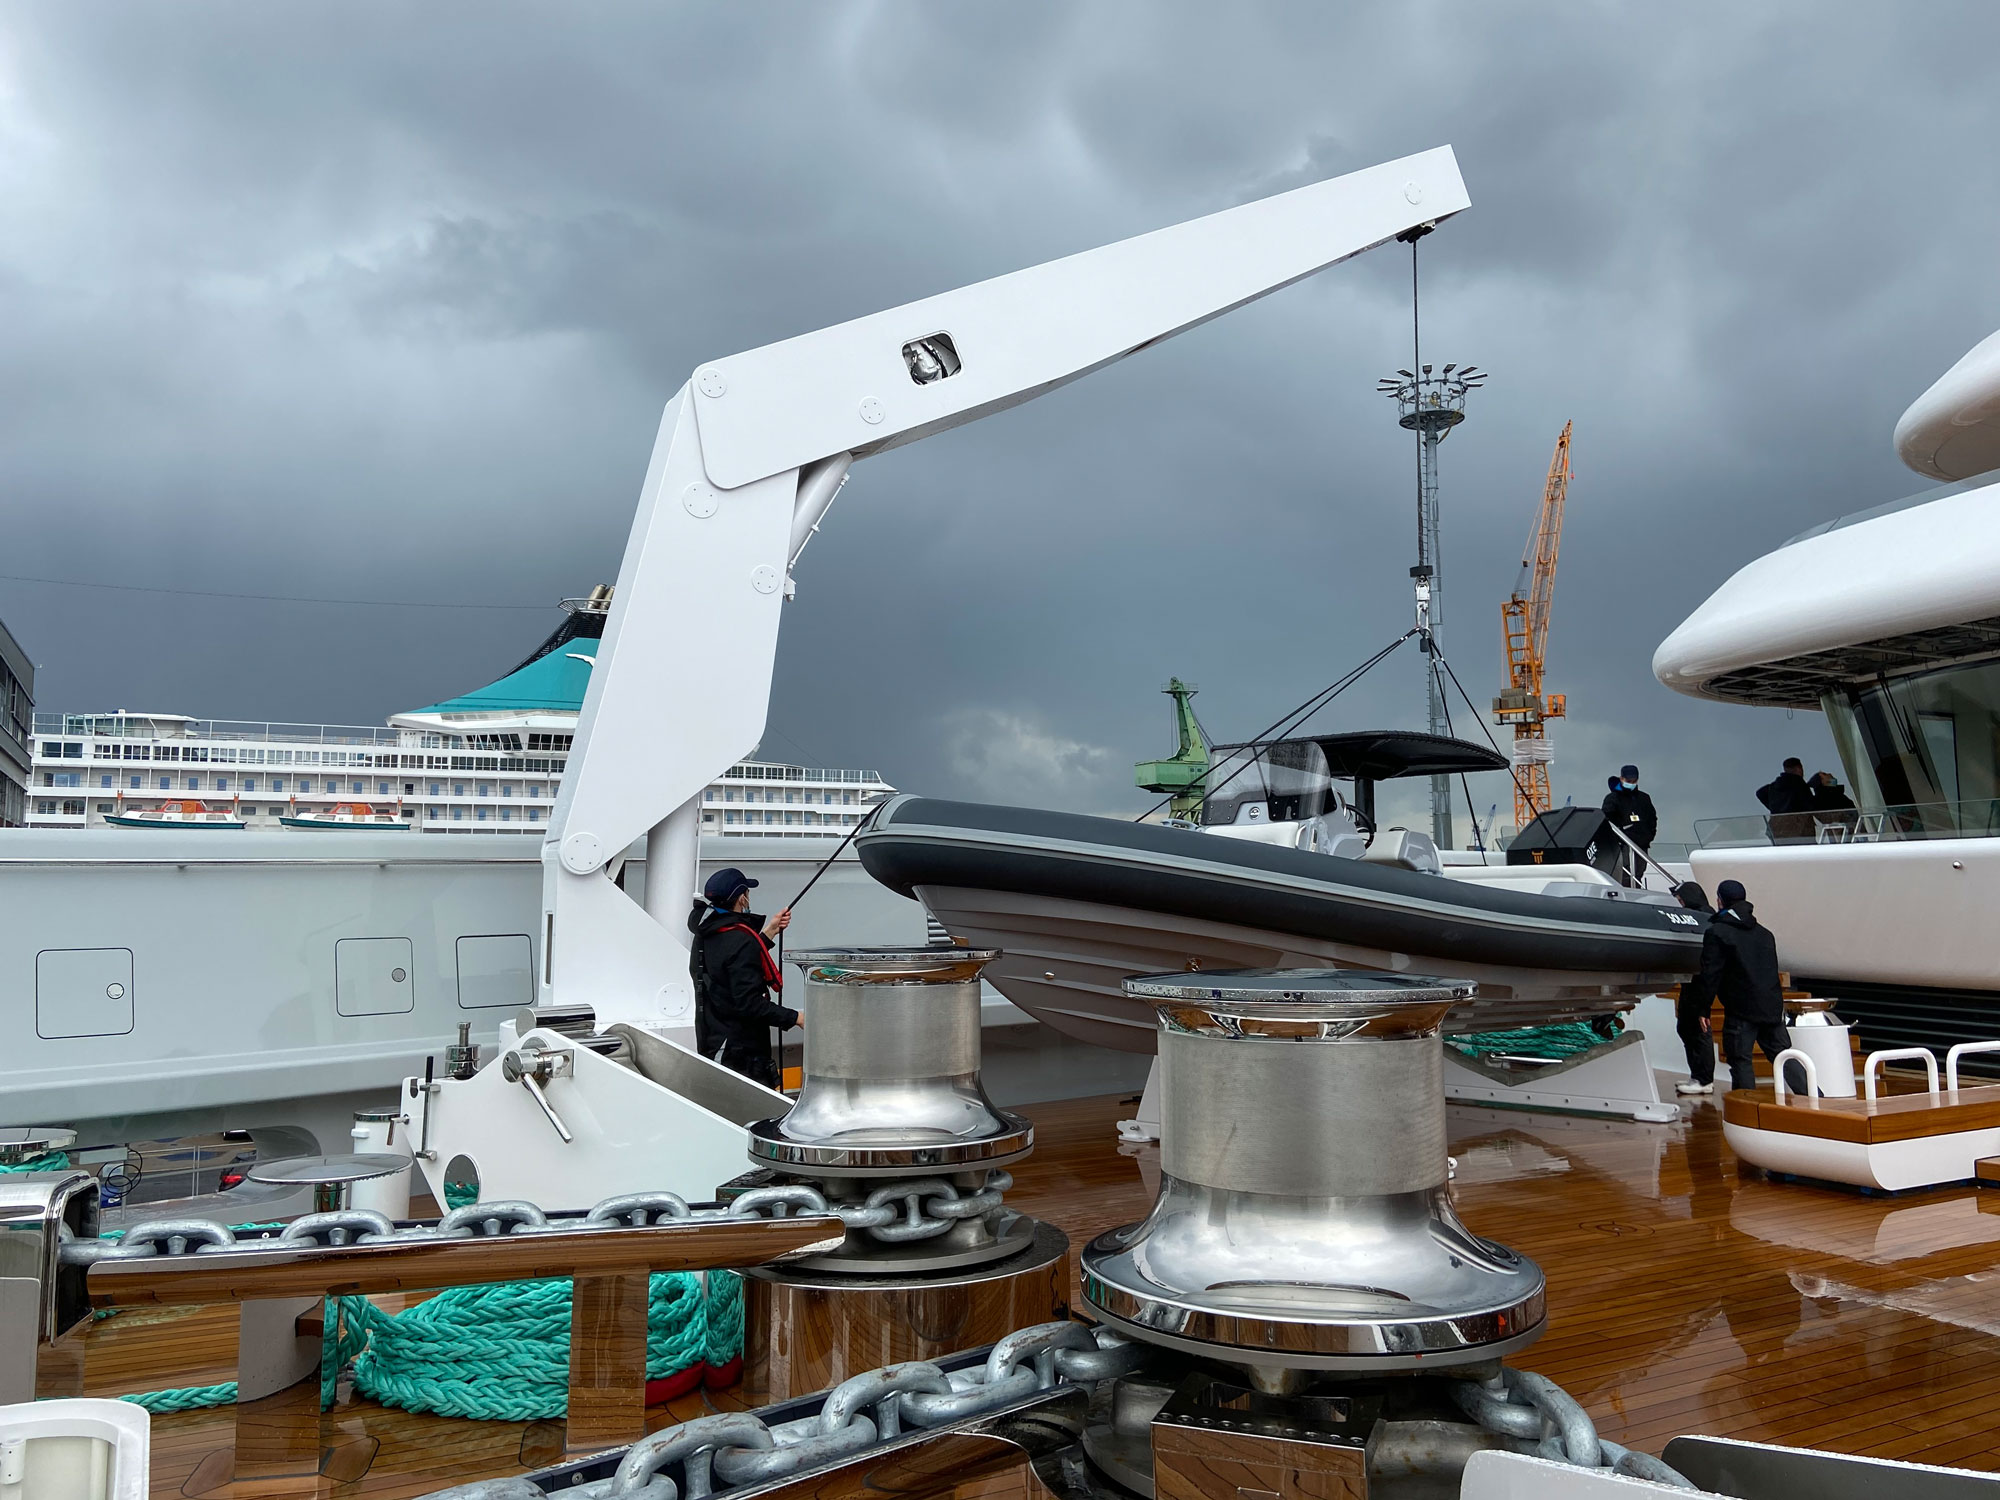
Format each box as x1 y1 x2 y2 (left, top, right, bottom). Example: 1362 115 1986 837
747 946 1032 1177
1082 969 1546 1371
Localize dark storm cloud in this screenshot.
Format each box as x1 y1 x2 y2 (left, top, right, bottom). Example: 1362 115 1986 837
3 1 1996 842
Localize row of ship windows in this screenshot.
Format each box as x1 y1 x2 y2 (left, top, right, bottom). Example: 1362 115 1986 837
42 773 557 797
38 770 869 806
32 800 549 821
706 789 864 805
706 810 863 825
38 742 569 774
35 799 867 828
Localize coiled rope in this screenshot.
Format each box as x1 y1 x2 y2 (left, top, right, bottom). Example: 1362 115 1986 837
110 1205 741 1419
1451 1016 1624 1062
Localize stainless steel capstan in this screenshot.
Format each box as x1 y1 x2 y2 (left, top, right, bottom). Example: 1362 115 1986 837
741 946 1043 1276
747 946 1030 1176
1082 969 1545 1373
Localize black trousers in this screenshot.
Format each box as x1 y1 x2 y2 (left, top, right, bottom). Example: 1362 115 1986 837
711 1035 780 1089
1722 1015 1792 1091
1676 990 1714 1085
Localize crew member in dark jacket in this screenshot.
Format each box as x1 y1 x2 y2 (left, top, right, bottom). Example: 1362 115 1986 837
1672 881 1717 1096
688 866 797 1087
1699 878 1792 1091
1757 758 1816 843
1600 764 1658 881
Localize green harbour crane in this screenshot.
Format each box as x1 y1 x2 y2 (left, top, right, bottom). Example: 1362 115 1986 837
1134 678 1210 822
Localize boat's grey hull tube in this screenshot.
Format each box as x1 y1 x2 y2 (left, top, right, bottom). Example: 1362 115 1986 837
857 797 1705 1052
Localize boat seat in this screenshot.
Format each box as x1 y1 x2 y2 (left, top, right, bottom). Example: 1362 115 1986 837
1723 1083 2000 1144
1360 828 1442 876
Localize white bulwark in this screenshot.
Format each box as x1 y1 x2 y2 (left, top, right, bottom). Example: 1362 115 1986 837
25 594 891 836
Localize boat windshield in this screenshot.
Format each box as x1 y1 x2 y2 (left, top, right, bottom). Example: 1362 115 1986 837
1198 740 1334 825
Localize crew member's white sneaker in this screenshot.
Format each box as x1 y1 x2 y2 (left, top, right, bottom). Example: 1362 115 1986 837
1674 1079 1714 1096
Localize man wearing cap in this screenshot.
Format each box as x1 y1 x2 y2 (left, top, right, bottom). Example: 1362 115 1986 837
687 867 797 1087
1699 878 1793 1092
1600 764 1658 883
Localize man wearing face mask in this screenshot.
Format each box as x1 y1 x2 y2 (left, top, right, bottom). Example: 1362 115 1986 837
688 866 798 1087
1600 764 1658 883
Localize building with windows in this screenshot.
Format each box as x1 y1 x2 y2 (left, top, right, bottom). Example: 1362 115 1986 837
0 616 32 828
24 593 892 835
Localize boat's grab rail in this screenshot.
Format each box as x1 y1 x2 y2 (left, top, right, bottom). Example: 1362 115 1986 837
1771 1049 1820 1105
1863 1048 1940 1102
1947 1041 2000 1092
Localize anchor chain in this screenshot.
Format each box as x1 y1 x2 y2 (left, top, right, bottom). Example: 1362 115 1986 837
59 1172 1014 1267
423 1322 1143 1500
57 1187 844 1266
1450 1368 1696 1488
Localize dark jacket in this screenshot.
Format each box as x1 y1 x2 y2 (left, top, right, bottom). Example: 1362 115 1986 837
688 903 799 1063
1756 771 1813 816
1698 903 1784 1025
1599 785 1658 849
1811 779 1856 813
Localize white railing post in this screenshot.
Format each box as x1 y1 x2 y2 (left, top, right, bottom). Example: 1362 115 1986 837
1945 1040 2000 1092
1863 1047 1939 1102
1771 1048 1819 1104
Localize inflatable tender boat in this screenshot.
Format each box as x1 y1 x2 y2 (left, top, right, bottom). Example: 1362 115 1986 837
856 731 1705 1051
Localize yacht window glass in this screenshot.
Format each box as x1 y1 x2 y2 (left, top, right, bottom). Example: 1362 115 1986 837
1823 654 2000 833
157 776 170 790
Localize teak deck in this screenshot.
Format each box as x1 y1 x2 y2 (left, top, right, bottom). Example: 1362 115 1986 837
1722 1081 2000 1142
81 1085 2000 1495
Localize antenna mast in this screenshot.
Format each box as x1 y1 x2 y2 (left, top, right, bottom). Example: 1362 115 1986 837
1378 231 1484 849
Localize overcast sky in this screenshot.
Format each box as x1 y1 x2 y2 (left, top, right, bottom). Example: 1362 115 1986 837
3 3 1993 845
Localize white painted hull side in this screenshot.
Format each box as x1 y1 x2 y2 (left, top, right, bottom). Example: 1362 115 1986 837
0 832 931 1151
1689 838 2000 994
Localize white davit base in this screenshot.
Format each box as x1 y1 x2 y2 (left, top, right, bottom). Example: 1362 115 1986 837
409 1021 785 1211
0 1399 149 1500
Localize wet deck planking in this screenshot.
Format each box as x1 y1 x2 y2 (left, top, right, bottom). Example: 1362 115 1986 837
81 1084 2000 1493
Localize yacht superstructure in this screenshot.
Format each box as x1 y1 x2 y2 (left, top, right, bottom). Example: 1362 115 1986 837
1656 328 2000 1054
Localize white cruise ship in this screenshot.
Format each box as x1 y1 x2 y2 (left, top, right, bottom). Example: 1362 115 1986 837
25 590 892 836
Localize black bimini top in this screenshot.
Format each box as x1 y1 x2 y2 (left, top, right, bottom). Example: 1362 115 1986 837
857 796 1704 977
1305 730 1509 782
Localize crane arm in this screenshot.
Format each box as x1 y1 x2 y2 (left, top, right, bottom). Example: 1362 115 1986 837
547 147 1470 1030
1524 421 1572 666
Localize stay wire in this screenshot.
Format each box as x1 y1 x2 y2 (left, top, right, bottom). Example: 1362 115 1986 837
1423 643 1486 854
1134 628 1420 824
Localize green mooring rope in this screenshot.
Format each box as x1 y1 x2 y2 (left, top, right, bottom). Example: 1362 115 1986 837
112 1261 735 1419
1450 1017 1624 1061
0 1151 71 1173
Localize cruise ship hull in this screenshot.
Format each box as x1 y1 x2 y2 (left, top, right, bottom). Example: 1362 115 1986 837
858 796 1705 1051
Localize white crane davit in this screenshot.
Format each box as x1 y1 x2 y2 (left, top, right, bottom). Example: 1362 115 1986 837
545 147 1472 1036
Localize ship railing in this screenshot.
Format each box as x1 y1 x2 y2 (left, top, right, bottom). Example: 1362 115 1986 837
1695 798 2000 849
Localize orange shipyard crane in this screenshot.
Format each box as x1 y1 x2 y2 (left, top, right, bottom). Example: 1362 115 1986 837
1494 422 1572 830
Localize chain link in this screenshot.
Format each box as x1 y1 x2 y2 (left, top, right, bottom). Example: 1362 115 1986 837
415 1324 1695 1500
56 1187 850 1267
1451 1369 1696 1489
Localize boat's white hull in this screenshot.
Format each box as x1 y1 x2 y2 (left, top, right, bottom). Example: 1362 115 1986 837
919 882 1682 1053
